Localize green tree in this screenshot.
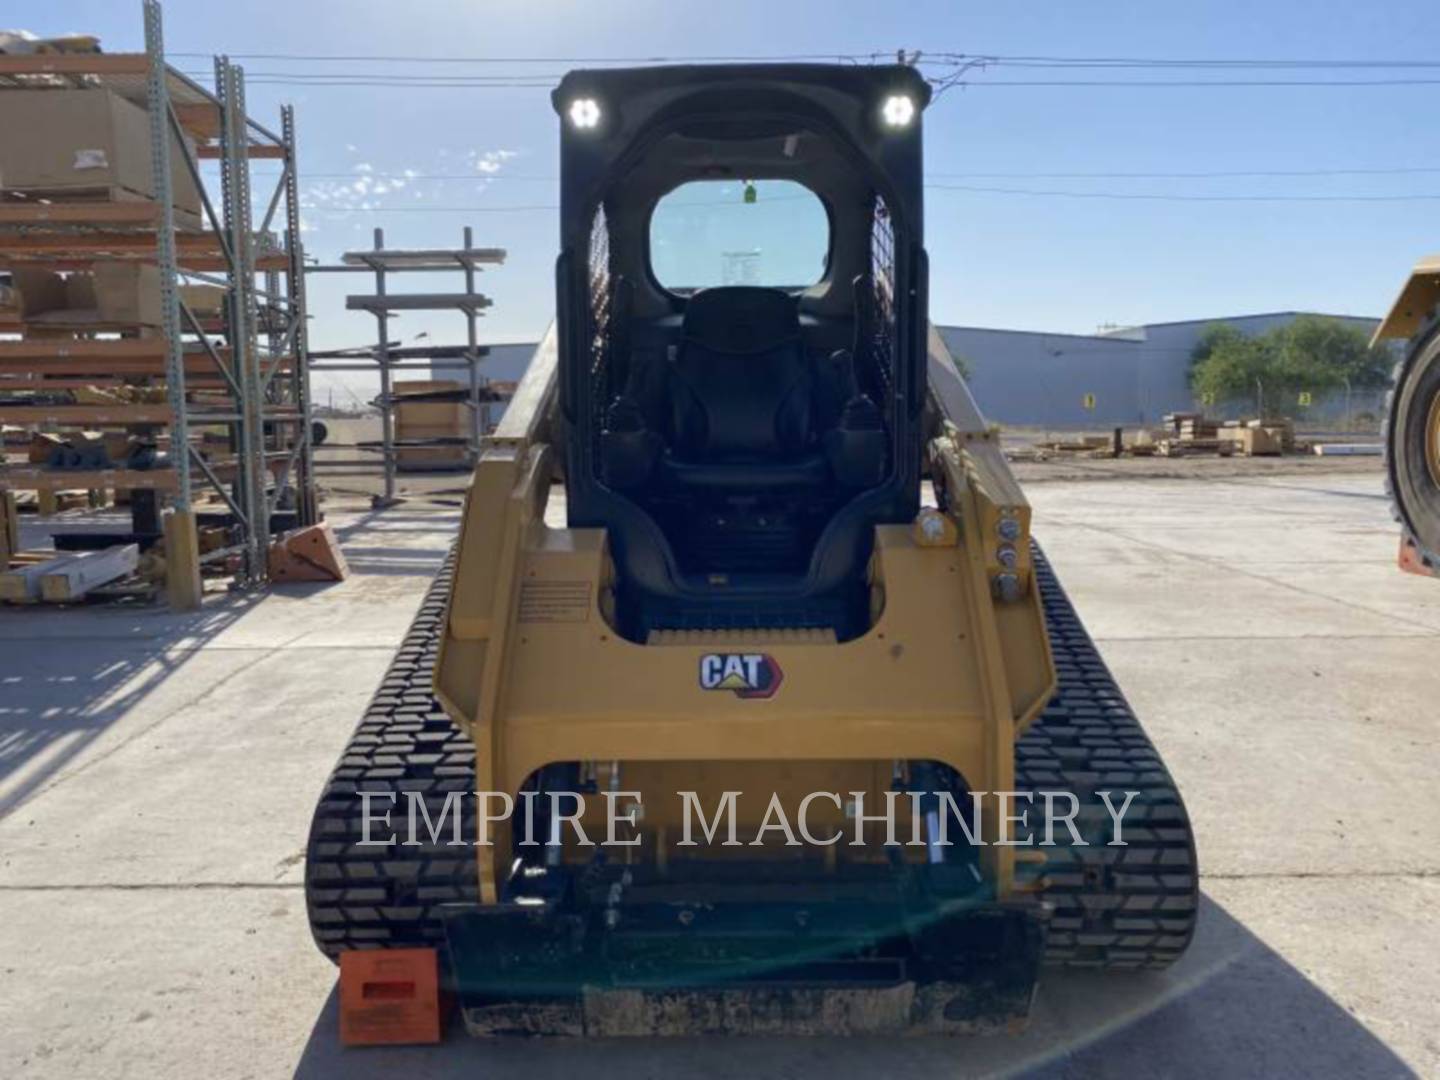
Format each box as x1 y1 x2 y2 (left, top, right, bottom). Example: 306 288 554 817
1189 323 1272 404
1277 314 1391 391
1189 316 1391 409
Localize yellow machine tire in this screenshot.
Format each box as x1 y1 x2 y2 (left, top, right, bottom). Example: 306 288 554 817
1384 316 1440 566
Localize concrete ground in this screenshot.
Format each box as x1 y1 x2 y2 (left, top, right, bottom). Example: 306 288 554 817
1 463 1436 1078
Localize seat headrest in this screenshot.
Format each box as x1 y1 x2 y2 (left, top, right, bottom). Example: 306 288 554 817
681 287 800 355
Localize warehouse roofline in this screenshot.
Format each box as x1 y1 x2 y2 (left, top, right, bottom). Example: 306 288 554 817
459 311 1382 355
1110 310 1378 331
939 324 1144 344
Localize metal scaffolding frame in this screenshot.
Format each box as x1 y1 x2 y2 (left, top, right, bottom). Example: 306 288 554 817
308 229 505 505
0 0 316 603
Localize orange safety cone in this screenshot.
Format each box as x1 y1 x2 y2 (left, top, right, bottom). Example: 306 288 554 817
338 948 446 1046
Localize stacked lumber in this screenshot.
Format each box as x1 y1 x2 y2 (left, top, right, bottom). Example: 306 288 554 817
392 380 472 470
1037 434 1111 453
1162 412 1221 442
1156 437 1233 458
0 542 138 603
1216 420 1285 457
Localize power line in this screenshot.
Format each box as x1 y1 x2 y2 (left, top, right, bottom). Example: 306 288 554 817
302 173 557 181
935 166 1440 179
172 49 1440 68
177 49 1440 92
301 185 1440 214
216 73 1440 90
290 166 1440 183
300 195 816 214
944 78 1440 87
173 51 882 64
303 204 558 213
934 52 1440 69
927 183 1440 202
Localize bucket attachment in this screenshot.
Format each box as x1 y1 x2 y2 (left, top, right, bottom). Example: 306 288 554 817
439 867 1044 1038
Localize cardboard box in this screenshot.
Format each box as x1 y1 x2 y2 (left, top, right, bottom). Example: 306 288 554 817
178 283 226 317
1238 425 1282 457
5 269 69 317
397 423 468 439
0 89 202 218
392 381 472 469
60 264 162 326
397 402 470 426
394 382 470 432
396 446 470 470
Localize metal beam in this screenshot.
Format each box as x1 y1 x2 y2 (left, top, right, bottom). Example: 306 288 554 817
145 0 192 515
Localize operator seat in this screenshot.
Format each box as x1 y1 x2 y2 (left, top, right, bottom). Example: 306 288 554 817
658 286 827 492
599 285 889 496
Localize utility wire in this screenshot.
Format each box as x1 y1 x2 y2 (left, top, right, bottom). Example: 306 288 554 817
292 166 1440 182
171 49 1440 68
172 51 885 64
177 49 1440 92
301 186 1440 213
928 183 1440 202
941 78 1440 87
213 73 1440 89
937 166 1440 179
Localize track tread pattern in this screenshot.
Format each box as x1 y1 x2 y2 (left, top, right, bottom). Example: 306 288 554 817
305 544 1199 971
305 556 478 959
1018 546 1199 969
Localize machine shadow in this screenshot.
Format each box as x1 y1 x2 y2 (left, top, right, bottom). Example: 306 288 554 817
290 892 1416 1080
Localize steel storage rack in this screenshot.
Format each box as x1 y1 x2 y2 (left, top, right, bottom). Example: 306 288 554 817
308 227 504 506
0 0 316 608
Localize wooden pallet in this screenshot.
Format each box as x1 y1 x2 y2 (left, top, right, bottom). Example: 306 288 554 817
0 185 202 230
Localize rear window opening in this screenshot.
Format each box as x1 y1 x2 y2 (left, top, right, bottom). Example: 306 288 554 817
649 179 829 293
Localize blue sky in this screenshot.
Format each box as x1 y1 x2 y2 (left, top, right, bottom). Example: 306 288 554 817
17 1 1439 398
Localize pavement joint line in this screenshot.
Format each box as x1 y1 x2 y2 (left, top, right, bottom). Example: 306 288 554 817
1201 869 1440 881
1041 513 1440 638
0 882 304 892
1214 478 1390 501
0 638 409 651
1095 633 1440 642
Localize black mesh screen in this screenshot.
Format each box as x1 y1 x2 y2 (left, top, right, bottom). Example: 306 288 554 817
870 194 897 403
588 204 612 449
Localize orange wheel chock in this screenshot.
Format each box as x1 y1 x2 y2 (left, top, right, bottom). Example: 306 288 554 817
1398 533 1440 579
268 523 350 584
338 947 445 1046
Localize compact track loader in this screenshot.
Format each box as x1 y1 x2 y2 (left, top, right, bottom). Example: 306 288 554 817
306 63 1197 1037
1374 257 1440 576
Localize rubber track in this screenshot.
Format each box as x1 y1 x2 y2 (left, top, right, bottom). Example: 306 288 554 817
305 555 479 959
305 544 1198 971
1018 547 1199 969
